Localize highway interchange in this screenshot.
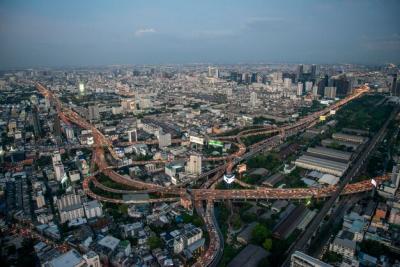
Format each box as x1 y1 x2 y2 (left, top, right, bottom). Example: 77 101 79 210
36 82 391 266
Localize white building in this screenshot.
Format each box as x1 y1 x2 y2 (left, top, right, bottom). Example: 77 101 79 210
83 200 103 219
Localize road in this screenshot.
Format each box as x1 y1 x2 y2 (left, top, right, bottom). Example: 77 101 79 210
35 82 372 267
282 105 398 267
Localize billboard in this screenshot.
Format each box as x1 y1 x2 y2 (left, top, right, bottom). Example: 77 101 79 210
319 115 326 121
209 140 224 147
190 136 204 145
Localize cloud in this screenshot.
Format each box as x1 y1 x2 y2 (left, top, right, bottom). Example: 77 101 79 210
135 28 156 37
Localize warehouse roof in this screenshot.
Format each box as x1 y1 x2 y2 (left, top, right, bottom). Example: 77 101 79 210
295 155 349 173
307 146 352 161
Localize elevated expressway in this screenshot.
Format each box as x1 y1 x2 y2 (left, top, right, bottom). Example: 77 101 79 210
36 82 374 267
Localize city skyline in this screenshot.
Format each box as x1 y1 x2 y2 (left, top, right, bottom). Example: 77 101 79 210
1 0 400 69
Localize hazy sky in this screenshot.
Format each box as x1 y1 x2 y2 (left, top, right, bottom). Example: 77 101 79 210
1 0 399 69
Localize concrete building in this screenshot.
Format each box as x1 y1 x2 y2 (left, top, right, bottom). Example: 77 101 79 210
329 237 356 260
36 193 46 208
88 105 100 121
158 133 172 148
295 155 349 177
250 92 258 107
324 86 337 99
53 162 65 182
186 154 202 175
82 251 101 267
83 200 103 219
389 207 400 225
127 129 137 143
297 82 304 96
56 194 85 223
291 251 332 267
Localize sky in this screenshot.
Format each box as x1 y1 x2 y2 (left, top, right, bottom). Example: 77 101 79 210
0 0 399 69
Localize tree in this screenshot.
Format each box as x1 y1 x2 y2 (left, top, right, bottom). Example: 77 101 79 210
148 235 162 250
251 223 271 245
262 238 273 251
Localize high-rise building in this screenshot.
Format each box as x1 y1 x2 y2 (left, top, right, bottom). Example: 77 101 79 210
250 92 258 107
32 106 42 138
297 64 304 81
186 154 202 175
158 133 172 148
312 86 319 97
273 72 283 82
305 81 313 92
56 194 84 223
251 73 258 83
391 74 399 97
297 82 304 96
88 105 100 121
65 127 74 141
310 64 317 80
230 71 238 82
78 82 85 96
208 66 219 78
53 114 62 141
327 74 350 96
54 162 65 181
324 86 337 99
127 129 137 143
284 78 292 88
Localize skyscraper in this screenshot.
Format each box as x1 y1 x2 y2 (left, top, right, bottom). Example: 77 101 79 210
297 64 304 82
32 105 42 138
297 82 304 96
310 64 317 80
53 113 62 141
324 87 337 99
391 74 398 97
208 66 219 78
251 73 258 83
